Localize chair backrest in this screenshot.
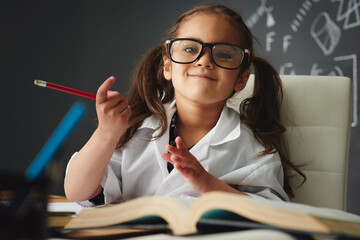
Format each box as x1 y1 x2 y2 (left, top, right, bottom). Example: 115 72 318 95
227 75 352 210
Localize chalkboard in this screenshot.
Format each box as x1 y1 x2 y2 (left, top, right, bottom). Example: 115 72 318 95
1 0 359 214
239 0 360 215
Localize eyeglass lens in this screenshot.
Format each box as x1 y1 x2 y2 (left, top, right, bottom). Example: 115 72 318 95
170 39 244 69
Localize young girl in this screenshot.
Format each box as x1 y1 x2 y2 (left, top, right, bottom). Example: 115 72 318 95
64 4 305 206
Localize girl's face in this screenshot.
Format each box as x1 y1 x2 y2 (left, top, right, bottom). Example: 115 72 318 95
163 13 250 108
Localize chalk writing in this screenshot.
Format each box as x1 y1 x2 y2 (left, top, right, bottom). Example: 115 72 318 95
283 35 292 54
266 31 276 52
248 0 358 127
264 32 293 54
310 62 344 75
334 54 358 126
279 62 296 75
245 0 275 29
311 12 341 56
290 0 320 32
332 0 360 29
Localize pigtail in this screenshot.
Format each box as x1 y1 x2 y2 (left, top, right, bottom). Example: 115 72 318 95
240 56 284 148
240 56 306 198
117 45 174 148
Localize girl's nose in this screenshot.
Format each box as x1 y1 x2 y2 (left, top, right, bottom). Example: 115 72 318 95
195 48 214 69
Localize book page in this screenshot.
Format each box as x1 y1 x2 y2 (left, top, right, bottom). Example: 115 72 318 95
64 195 197 235
188 191 360 237
48 202 83 215
171 197 194 212
250 197 360 222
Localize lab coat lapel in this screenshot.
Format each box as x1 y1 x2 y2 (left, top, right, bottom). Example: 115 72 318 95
153 101 177 177
189 106 240 162
154 129 170 177
189 131 211 162
210 106 241 146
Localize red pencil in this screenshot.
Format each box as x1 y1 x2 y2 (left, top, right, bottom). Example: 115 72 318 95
34 80 96 100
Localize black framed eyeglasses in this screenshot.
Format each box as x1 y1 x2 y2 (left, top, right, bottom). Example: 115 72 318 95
165 38 250 70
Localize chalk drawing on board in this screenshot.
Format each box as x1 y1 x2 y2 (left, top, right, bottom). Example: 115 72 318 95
283 35 292 54
280 62 296 75
245 0 275 29
331 66 345 76
334 54 358 127
332 0 360 29
290 0 319 32
266 31 276 52
266 6 276 28
311 12 341 56
310 63 344 75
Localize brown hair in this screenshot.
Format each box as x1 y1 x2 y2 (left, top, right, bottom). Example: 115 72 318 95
118 4 305 198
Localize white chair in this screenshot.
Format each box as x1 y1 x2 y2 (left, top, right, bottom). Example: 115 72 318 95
227 75 352 210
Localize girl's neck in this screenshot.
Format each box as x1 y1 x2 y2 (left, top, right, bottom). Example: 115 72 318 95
175 99 225 147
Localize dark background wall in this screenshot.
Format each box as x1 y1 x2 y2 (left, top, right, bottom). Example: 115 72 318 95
1 0 359 214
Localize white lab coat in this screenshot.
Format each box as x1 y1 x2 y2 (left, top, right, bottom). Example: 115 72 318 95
69 100 289 206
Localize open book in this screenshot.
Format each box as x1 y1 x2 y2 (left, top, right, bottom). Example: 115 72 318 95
64 191 360 238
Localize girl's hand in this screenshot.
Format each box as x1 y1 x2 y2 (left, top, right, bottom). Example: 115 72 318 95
162 136 214 193
95 76 131 142
162 136 249 196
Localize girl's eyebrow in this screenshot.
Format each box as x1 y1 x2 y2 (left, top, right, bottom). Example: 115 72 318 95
177 36 201 41
176 37 238 45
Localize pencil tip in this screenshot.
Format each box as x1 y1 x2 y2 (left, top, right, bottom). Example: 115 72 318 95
34 79 46 87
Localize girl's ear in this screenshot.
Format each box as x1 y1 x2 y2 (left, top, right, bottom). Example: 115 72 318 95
235 69 250 92
163 56 172 81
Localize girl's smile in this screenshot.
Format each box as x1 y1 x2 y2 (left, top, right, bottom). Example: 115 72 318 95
187 73 217 81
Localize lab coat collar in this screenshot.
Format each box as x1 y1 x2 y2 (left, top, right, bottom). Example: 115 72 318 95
208 104 241 146
138 100 241 144
139 100 176 132
139 100 176 177
138 99 241 162
190 104 241 161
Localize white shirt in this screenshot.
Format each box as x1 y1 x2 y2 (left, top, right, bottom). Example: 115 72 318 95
69 100 289 206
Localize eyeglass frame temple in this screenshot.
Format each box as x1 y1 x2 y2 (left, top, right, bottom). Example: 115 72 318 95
244 48 251 67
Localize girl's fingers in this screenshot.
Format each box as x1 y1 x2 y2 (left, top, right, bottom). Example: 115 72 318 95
174 163 184 171
161 153 174 164
96 76 115 104
120 105 132 118
175 136 187 150
163 138 200 170
163 147 188 168
162 151 184 166
171 152 196 169
166 144 188 159
105 91 128 109
97 82 130 115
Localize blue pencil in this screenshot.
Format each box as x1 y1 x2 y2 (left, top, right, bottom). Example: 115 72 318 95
25 102 86 181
